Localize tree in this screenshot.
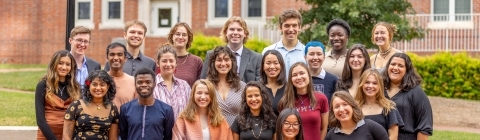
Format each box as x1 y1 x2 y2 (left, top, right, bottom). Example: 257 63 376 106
299 0 425 48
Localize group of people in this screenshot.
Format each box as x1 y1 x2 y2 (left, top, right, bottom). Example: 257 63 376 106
35 8 433 140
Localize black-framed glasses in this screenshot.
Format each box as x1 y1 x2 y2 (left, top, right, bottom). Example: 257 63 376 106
282 122 301 129
73 38 90 45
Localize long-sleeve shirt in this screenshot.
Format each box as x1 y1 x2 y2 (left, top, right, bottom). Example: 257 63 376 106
153 75 191 120
119 99 175 140
172 114 233 140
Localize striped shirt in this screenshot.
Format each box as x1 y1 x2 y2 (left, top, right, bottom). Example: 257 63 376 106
153 75 191 120
216 81 246 126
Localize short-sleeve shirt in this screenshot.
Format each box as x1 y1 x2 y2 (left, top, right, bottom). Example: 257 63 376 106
230 116 275 140
364 108 405 131
295 93 329 140
322 50 346 78
64 100 119 140
326 119 389 140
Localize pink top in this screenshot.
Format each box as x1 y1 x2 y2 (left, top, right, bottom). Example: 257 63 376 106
112 73 137 109
153 75 191 120
295 92 329 140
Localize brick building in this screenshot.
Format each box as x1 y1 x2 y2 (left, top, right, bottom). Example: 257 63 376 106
1 0 478 64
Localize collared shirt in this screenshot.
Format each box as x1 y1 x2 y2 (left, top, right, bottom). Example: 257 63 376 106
104 51 157 76
76 56 88 90
229 46 243 74
333 119 366 134
315 68 327 79
322 50 347 78
262 40 306 77
153 75 191 120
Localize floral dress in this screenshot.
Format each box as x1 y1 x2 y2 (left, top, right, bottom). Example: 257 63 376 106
64 100 119 140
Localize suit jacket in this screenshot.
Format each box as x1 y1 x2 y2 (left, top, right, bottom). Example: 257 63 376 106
85 57 101 74
200 47 261 83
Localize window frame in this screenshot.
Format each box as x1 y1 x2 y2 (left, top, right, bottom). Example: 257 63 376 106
99 0 125 29
75 0 94 29
207 0 233 27
429 0 473 29
242 0 265 19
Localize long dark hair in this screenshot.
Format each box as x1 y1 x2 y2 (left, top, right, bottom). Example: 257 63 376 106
206 46 241 92
260 50 286 85
336 44 371 91
83 70 116 108
275 108 304 140
382 53 422 91
238 81 277 131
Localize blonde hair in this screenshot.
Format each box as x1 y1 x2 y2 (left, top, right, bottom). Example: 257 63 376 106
371 22 396 44
355 69 396 115
220 16 250 44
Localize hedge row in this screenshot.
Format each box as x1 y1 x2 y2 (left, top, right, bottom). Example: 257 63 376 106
409 52 480 100
189 34 270 60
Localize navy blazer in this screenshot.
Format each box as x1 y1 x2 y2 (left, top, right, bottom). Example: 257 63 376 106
85 57 101 74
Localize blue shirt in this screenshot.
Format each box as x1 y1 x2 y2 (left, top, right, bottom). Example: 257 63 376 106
119 99 175 140
262 40 306 77
76 57 88 90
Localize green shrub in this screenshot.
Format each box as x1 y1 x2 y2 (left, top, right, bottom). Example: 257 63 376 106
409 52 480 100
189 34 271 60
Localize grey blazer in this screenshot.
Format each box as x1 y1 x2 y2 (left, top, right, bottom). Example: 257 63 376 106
200 47 261 83
85 57 101 74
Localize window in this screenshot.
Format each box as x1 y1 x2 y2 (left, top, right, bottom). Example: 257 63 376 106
433 0 471 22
248 0 262 17
100 0 124 29
214 0 228 18
75 0 94 29
207 0 232 27
78 2 90 19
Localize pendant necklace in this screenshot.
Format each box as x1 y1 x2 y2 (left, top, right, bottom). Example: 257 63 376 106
300 96 309 106
254 117 260 126
58 86 66 96
94 102 101 110
252 119 263 139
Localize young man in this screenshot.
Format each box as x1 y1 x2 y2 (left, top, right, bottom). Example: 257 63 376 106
104 20 156 76
68 26 101 91
262 9 306 77
200 16 262 83
304 41 337 104
106 42 137 108
119 68 174 140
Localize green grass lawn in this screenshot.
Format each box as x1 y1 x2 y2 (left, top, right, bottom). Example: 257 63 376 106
0 71 45 91
0 91 35 126
0 64 47 69
431 130 480 140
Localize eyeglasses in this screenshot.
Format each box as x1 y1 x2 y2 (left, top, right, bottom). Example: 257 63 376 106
73 38 90 45
174 32 188 38
282 122 300 129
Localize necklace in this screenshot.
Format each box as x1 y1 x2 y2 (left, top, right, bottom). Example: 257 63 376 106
379 47 392 58
365 103 376 109
58 86 66 96
93 102 101 110
177 53 189 65
300 96 309 106
252 122 263 139
253 116 260 126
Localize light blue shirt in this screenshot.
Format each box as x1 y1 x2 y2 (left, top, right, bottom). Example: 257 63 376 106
262 40 306 77
76 57 88 91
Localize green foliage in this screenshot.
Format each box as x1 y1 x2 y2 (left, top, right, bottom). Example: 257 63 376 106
299 0 425 48
410 52 480 100
189 34 270 60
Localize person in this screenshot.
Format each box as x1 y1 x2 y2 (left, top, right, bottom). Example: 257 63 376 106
63 70 119 140
35 50 81 140
206 46 246 125
354 69 404 140
119 68 175 140
106 42 137 108
325 91 389 140
231 81 277 140
304 41 338 104
68 26 101 91
262 9 306 77
335 44 371 96
200 16 262 83
278 62 329 140
382 53 433 140
322 19 351 78
275 108 304 140
172 79 233 140
105 20 157 75
152 45 191 119
370 22 403 73
167 22 203 87
260 50 287 115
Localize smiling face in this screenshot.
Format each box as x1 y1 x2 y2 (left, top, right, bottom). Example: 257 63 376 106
226 22 246 45
263 54 281 79
387 57 406 84
69 33 90 56
348 49 366 71
282 114 300 139
89 78 109 99
194 84 211 109
124 24 145 48
56 56 72 81
280 18 301 42
373 25 391 47
135 74 155 98
291 65 310 93
329 25 348 50
245 86 263 112
305 47 325 70
107 46 126 71
214 53 232 75
362 74 379 97
332 97 354 123
172 26 189 48
158 52 177 75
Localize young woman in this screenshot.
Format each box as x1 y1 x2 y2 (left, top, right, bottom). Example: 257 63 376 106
383 53 433 140
322 19 352 78
63 70 119 140
167 22 203 87
326 91 389 140
355 69 404 140
275 108 304 140
278 62 329 140
35 50 81 140
206 46 246 125
172 79 233 140
231 81 277 140
370 22 402 73
260 50 287 115
152 45 191 120
336 44 371 96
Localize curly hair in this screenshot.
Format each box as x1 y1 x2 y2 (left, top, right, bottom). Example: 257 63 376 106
371 22 396 44
220 16 250 44
329 91 364 128
168 22 194 49
382 53 422 92
83 70 116 108
206 46 241 92
42 50 81 108
278 9 302 27
238 81 277 131
326 19 351 38
275 108 304 140
278 62 316 110
355 69 396 115
336 44 371 91
260 50 286 86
